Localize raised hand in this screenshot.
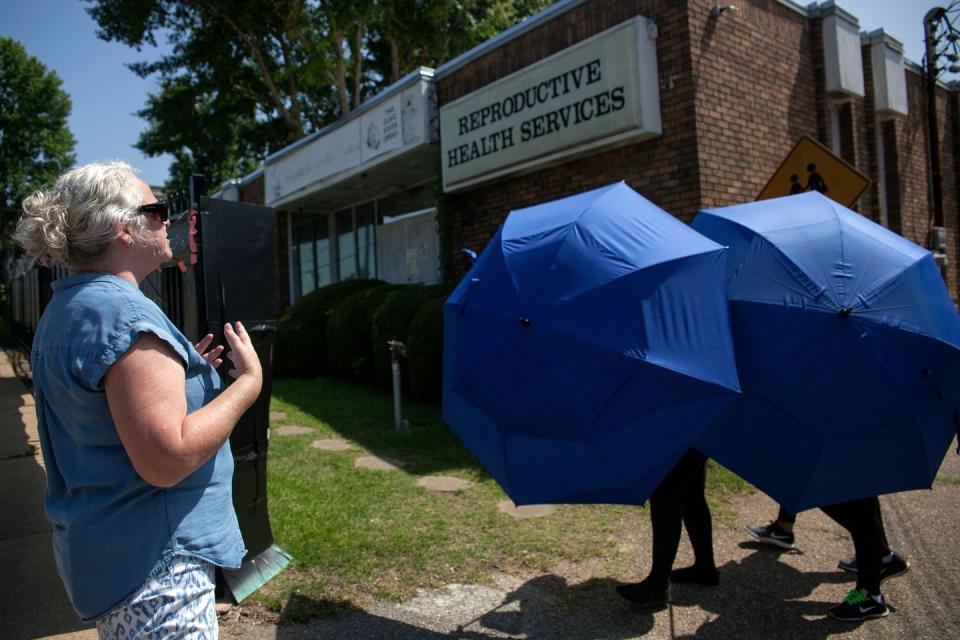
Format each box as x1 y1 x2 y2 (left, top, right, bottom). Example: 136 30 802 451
194 333 224 369
223 321 263 387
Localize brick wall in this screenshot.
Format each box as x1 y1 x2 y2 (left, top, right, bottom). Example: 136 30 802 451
438 0 698 280
687 0 819 209
432 0 960 295
239 174 265 205
892 71 959 296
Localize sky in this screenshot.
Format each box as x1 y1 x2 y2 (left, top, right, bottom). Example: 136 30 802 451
1 1 957 187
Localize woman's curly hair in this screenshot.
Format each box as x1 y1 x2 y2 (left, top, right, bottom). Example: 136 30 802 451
14 161 154 267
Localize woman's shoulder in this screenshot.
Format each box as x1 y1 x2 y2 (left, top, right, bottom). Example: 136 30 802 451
40 275 181 351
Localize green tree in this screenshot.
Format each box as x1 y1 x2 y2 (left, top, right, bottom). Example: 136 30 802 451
368 0 552 83
0 37 76 210
0 37 76 278
85 0 550 190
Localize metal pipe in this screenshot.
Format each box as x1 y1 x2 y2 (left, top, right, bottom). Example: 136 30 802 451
924 7 948 231
388 340 408 431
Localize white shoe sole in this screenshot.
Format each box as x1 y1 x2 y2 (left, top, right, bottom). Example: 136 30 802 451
745 526 795 549
828 609 889 621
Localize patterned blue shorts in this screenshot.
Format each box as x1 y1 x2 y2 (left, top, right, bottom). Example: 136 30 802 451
96 554 218 640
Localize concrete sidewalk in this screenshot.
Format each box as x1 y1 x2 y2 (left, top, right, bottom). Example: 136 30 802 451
0 355 95 640
2 347 958 639
218 456 960 640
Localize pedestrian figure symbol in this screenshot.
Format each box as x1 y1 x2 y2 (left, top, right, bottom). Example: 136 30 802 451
805 163 828 194
789 174 804 194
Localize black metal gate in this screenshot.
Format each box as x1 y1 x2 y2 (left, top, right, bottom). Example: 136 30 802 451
144 191 289 601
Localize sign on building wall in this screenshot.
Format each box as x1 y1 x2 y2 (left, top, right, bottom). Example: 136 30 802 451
266 76 435 207
440 17 661 192
758 136 870 207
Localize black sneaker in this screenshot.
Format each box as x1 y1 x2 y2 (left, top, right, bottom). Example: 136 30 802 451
670 565 720 586
828 588 889 621
616 579 670 608
837 552 910 584
745 521 795 549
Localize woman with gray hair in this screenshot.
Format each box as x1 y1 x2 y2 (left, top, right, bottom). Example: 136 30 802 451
14 161 262 638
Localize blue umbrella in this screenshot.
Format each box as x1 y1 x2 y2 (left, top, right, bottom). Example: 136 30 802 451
692 191 960 512
443 182 741 505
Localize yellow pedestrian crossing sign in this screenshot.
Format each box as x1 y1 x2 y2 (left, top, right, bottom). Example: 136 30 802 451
758 136 870 207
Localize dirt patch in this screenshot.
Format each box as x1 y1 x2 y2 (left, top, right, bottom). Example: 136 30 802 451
355 455 405 471
273 425 314 436
417 476 475 493
496 501 556 519
311 438 352 451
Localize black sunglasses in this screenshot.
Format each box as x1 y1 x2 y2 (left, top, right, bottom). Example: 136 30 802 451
137 200 169 223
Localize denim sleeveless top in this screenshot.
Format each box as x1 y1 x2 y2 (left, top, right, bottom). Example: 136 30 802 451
31 272 246 621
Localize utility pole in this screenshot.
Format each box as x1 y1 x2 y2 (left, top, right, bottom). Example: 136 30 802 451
923 5 960 237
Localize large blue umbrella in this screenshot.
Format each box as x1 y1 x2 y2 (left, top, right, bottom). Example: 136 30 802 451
443 182 741 505
692 191 960 512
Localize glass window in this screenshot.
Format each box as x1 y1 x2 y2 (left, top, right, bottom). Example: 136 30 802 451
336 208 356 280
292 213 333 296
377 181 436 221
315 218 332 287
294 220 316 296
355 202 376 279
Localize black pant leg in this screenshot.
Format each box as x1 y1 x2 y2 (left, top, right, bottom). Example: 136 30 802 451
647 458 686 588
875 499 891 557
679 452 715 570
820 497 884 594
777 506 797 525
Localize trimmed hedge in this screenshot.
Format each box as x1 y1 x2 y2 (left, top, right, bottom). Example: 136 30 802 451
371 283 454 389
407 296 446 403
274 279 384 378
326 285 399 384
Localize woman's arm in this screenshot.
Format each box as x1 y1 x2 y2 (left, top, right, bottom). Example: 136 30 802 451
104 322 263 488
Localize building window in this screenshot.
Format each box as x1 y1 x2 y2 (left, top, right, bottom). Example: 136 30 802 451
336 207 357 280
356 201 377 279
291 213 333 297
289 180 437 301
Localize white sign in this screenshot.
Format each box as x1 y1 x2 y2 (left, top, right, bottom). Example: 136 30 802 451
266 79 433 207
440 17 661 192
360 96 403 163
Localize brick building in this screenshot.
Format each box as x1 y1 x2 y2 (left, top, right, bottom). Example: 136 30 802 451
232 0 959 306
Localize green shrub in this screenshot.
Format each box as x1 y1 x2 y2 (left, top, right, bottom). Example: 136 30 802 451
371 284 454 388
326 285 398 383
407 296 446 404
274 279 384 378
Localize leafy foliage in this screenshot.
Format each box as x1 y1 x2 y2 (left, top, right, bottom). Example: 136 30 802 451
0 37 76 276
407 295 445 403
325 284 398 383
84 0 552 188
370 283 453 387
274 278 384 378
0 37 76 209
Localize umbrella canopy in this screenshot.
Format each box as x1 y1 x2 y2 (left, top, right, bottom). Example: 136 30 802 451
692 191 960 512
442 182 741 505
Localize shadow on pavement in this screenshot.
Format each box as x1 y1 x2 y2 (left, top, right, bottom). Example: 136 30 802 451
672 545 864 639
255 547 893 640
270 575 654 639
470 575 655 639
0 368 95 639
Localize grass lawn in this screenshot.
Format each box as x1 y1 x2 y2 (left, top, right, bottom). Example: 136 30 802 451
254 377 750 622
